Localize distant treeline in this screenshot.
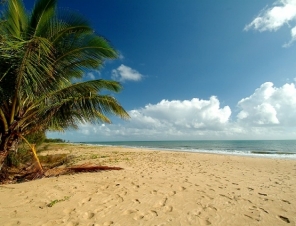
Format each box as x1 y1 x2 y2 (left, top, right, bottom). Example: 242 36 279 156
44 138 66 143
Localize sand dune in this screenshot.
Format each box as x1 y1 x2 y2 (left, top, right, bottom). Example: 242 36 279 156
0 145 295 225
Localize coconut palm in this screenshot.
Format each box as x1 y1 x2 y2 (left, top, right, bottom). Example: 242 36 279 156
0 0 129 175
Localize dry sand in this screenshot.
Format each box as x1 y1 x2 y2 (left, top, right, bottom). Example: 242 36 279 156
0 144 295 226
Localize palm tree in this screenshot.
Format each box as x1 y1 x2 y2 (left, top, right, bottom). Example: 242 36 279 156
0 0 129 175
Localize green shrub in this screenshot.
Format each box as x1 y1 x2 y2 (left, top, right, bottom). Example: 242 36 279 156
6 147 31 167
26 131 46 146
44 138 66 143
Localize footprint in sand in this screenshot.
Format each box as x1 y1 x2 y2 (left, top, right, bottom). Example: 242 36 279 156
100 185 109 190
133 213 145 220
219 194 232 201
63 208 76 215
115 194 124 202
186 208 204 225
198 218 212 226
122 209 137 215
103 221 114 226
82 211 95 220
154 197 168 208
164 205 173 213
168 191 176 196
278 215 290 223
118 190 128 196
150 190 158 195
78 197 92 206
133 199 141 204
178 186 186 191
143 210 158 220
281 199 291 204
244 206 262 222
133 185 140 189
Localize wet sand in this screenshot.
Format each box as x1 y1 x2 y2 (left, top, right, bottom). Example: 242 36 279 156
0 144 295 225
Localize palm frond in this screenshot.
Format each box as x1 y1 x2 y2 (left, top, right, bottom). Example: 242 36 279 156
15 36 55 98
42 94 129 131
17 79 129 134
2 0 28 38
54 34 118 73
49 9 93 43
46 79 123 99
30 0 57 36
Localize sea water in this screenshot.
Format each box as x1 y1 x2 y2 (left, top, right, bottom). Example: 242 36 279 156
81 140 296 159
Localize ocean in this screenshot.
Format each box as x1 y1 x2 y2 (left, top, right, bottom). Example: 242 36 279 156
81 140 296 159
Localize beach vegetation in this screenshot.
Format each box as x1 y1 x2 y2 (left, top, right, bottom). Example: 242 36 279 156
0 0 129 181
38 153 70 168
44 138 66 143
99 155 108 158
90 154 99 159
47 196 70 207
6 132 46 167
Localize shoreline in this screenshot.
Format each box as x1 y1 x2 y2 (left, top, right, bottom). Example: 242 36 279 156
75 142 296 160
0 144 295 225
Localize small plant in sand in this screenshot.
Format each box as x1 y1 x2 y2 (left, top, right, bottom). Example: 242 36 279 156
90 154 99 159
47 196 70 207
100 155 109 158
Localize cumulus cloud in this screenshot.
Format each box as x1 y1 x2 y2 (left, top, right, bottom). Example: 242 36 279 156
48 81 296 141
112 64 143 82
66 96 232 140
245 0 296 46
136 97 232 130
237 82 296 126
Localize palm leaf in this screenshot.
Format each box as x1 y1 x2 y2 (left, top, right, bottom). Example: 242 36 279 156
30 0 57 36
2 0 28 38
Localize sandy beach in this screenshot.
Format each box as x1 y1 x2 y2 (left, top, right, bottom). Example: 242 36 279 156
0 144 295 226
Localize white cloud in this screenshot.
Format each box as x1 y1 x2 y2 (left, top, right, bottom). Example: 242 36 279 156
118 52 124 60
245 0 296 46
86 72 96 80
237 82 296 126
112 64 143 82
48 81 296 141
137 97 232 130
59 97 232 140
284 25 296 46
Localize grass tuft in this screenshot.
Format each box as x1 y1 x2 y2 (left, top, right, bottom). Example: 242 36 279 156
47 196 70 207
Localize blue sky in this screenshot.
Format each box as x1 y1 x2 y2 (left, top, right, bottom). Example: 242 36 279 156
26 0 296 141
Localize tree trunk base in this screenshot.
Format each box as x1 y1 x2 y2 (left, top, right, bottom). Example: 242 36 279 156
0 164 12 184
